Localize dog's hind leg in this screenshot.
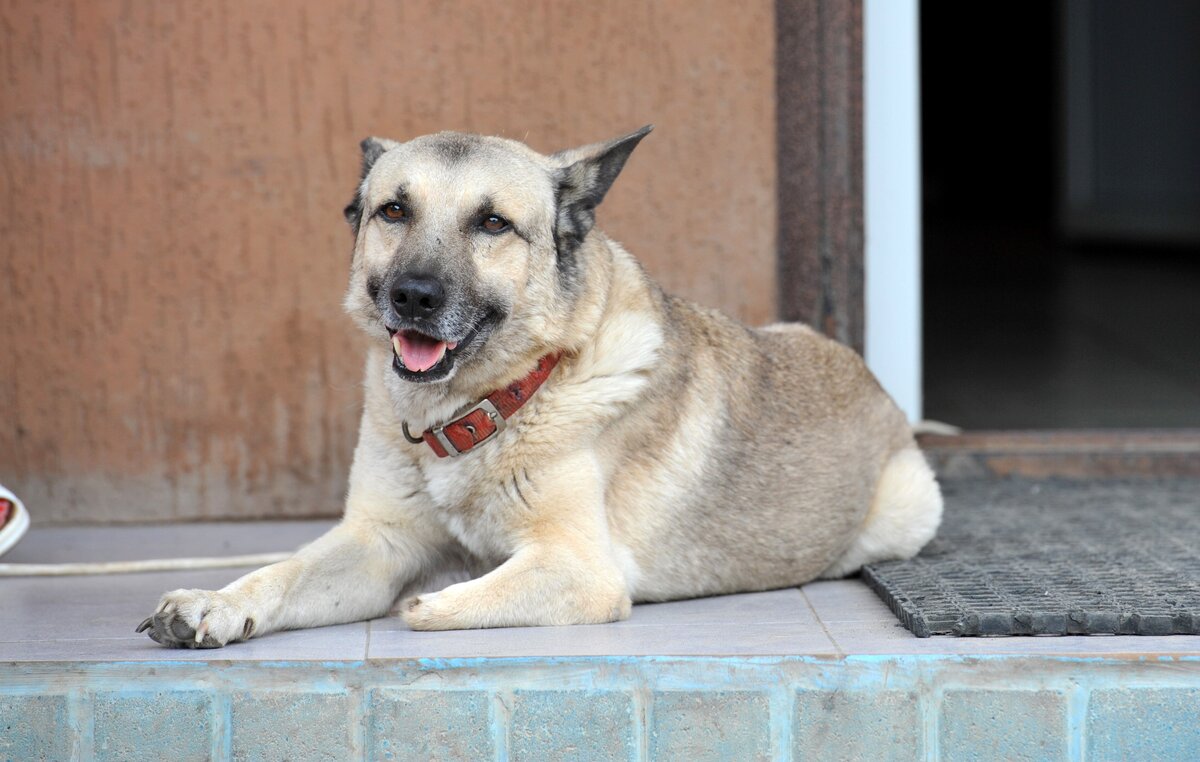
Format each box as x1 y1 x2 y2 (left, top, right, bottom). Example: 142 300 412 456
818 447 943 579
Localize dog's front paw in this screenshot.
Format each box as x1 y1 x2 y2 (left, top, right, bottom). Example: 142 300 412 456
137 589 256 649
400 590 460 631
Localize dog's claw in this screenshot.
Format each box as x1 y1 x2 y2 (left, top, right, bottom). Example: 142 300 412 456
140 591 244 649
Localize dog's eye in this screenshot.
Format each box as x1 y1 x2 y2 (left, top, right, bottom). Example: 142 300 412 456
380 203 407 221
480 214 510 234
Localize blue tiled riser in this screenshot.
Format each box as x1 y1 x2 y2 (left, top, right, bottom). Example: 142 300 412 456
2 656 1198 761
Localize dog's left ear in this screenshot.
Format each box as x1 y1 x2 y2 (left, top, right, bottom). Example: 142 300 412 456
343 136 398 232
552 125 653 257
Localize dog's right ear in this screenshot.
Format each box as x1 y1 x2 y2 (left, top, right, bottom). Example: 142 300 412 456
343 137 396 232
551 125 653 259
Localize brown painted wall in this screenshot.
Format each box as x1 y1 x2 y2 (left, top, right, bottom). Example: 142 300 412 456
0 0 777 523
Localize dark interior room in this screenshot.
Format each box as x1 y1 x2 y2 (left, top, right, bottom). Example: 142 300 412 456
922 1 1200 429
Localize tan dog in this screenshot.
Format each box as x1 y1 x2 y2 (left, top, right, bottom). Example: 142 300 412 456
140 127 942 647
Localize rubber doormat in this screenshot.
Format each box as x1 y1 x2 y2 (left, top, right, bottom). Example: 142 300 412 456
862 478 1200 637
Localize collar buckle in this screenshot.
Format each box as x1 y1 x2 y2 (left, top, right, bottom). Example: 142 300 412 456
409 351 560 458
431 397 506 457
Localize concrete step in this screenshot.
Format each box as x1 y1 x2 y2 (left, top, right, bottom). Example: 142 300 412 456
3 522 1199 760
5 654 1200 760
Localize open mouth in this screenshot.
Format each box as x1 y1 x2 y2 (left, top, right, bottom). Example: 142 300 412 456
389 329 460 382
392 330 459 373
386 314 496 383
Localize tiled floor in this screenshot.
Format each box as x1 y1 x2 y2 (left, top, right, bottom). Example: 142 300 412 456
4 521 1200 661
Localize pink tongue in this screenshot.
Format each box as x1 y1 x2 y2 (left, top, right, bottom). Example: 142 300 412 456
395 331 448 372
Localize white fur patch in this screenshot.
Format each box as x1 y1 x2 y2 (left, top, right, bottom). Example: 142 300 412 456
582 311 663 379
820 448 944 578
610 541 643 595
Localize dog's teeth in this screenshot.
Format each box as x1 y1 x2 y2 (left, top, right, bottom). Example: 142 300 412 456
392 331 448 372
447 340 459 350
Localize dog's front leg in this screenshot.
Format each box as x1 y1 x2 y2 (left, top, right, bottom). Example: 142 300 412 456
141 511 451 648
403 454 631 631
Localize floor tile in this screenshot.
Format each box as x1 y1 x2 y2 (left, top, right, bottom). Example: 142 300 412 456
367 619 837 658
0 621 368 662
5 522 1199 662
620 588 815 627
4 521 334 564
0 568 263 642
801 580 895 622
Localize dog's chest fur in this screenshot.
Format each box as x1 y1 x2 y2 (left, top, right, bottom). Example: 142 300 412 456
399 309 665 565
418 448 527 563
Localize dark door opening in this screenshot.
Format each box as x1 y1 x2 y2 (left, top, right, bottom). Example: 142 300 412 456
921 1 1200 430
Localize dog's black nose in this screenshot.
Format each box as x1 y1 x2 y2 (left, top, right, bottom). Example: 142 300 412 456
389 275 445 319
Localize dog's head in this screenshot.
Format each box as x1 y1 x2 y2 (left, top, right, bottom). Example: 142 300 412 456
342 127 651 386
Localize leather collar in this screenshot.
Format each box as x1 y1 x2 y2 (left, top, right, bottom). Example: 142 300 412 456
403 353 562 457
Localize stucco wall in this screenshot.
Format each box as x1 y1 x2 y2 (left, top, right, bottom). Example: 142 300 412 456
0 0 777 523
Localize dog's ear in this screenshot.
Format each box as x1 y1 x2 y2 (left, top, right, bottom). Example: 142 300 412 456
343 137 397 232
551 125 652 258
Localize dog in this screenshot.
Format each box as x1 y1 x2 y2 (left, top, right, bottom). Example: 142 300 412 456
139 126 943 647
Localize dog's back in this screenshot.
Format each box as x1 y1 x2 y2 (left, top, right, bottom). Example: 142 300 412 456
589 256 929 600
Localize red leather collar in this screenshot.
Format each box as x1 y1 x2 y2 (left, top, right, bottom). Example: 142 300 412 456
405 353 562 458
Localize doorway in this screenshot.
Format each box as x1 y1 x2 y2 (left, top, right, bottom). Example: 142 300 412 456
921 1 1200 430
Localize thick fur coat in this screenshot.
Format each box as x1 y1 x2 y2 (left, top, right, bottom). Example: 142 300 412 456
141 127 942 647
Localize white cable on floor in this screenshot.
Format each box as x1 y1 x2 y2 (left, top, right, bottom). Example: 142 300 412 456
0 552 291 577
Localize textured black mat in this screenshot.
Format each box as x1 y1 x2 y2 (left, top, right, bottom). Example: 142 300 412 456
862 479 1200 637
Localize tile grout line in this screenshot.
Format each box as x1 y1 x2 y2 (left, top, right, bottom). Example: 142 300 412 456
69 687 95 762
363 620 372 661
492 689 511 762
799 587 845 657
633 682 650 761
212 689 233 761
354 681 369 759
1065 682 1088 761
770 683 794 762
922 685 940 762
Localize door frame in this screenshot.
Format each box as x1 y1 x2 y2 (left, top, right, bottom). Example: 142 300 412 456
775 0 921 422
863 0 921 422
